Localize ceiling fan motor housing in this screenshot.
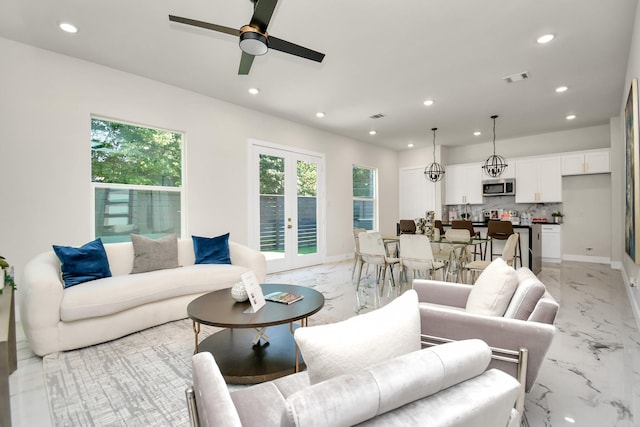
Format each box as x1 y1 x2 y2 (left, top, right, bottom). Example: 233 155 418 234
239 25 269 56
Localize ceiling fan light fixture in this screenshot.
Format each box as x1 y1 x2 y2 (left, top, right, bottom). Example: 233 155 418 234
482 115 508 178
239 27 268 56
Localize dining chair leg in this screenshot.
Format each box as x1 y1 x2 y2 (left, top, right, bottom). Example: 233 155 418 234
356 259 365 292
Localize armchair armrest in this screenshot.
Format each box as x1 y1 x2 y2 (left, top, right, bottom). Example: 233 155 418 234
412 279 472 309
419 304 556 392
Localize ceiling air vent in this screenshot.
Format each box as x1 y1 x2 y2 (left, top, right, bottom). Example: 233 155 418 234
369 113 385 119
503 72 530 83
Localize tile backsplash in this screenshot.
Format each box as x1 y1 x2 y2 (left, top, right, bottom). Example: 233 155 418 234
443 195 562 222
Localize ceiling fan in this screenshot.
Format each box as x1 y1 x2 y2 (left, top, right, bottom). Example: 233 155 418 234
169 0 325 75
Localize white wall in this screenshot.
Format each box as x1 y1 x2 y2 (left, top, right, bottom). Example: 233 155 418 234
0 37 400 283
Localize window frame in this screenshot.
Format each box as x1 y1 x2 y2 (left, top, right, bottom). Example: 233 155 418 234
90 116 186 242
352 164 378 231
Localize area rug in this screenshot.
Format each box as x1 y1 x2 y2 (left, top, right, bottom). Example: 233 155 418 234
41 261 390 426
43 320 222 426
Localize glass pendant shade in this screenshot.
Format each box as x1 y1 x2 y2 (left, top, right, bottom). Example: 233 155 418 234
482 115 508 177
424 127 445 182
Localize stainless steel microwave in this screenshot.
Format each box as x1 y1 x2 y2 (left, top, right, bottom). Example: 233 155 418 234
482 179 515 197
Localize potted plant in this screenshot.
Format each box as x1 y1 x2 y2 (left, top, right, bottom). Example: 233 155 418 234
551 211 564 224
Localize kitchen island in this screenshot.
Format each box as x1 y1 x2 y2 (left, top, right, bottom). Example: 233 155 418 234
440 222 542 274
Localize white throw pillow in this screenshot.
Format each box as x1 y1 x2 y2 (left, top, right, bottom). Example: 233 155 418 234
294 289 421 385
465 258 518 316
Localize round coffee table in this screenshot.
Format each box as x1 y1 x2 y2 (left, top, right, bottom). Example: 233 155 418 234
187 283 324 384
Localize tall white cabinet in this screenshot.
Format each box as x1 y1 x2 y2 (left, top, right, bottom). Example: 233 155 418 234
399 167 436 219
445 163 483 205
515 156 562 203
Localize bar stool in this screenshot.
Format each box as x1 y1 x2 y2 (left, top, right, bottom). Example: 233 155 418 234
486 220 522 268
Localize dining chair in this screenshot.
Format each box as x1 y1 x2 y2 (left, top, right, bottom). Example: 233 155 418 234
451 220 483 260
486 221 522 268
399 234 445 281
465 232 520 283
356 232 400 293
443 228 471 283
351 228 366 279
398 219 417 234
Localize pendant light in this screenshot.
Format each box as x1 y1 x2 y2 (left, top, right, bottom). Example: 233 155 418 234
482 115 508 177
424 127 445 182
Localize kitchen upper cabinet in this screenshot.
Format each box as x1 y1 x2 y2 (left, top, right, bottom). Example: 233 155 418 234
515 156 562 203
561 149 610 175
445 163 483 205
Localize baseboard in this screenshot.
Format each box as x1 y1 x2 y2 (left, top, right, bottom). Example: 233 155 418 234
562 254 611 264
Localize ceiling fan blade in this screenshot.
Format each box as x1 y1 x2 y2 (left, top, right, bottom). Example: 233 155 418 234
268 37 325 63
238 52 256 75
169 15 240 37
250 0 278 33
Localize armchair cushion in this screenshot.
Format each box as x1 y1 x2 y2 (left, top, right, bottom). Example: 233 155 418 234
281 340 492 427
503 268 546 320
294 289 420 385
466 258 518 316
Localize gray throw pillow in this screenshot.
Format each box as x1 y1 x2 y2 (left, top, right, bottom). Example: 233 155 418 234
130 234 179 274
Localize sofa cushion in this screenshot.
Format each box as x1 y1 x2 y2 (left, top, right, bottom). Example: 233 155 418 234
280 340 491 427
131 234 179 274
293 289 420 385
193 233 231 265
53 238 112 288
60 264 250 321
503 268 546 320
466 258 518 316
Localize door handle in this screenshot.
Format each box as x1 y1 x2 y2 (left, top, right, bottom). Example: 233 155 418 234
287 224 293 229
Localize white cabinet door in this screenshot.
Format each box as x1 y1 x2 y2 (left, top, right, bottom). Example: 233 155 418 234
515 156 562 203
585 150 610 174
541 224 562 262
515 158 539 203
445 163 483 205
399 167 435 219
561 149 610 175
465 163 483 204
538 156 562 202
445 164 465 205
561 153 586 175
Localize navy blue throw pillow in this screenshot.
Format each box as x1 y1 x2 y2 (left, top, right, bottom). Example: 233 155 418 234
192 233 232 265
53 238 112 288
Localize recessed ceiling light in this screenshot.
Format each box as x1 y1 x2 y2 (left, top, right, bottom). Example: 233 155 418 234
556 86 568 93
248 88 259 95
423 99 435 106
537 34 555 44
473 131 482 136
566 114 576 120
316 112 325 118
369 130 377 135
407 143 414 148
59 22 78 33
564 417 575 423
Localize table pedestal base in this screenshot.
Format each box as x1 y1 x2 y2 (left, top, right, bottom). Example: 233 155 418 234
198 324 304 384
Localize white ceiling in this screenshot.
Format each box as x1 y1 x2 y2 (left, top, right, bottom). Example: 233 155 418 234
0 0 637 151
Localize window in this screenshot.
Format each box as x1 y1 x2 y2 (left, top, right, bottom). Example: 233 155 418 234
352 165 376 230
91 118 183 243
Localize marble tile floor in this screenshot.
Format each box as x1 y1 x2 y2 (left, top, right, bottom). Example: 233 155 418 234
9 260 640 426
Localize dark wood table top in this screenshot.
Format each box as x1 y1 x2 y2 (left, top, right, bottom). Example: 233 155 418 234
188 283 325 328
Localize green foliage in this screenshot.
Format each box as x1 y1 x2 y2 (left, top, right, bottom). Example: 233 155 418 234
91 118 182 187
353 166 375 198
258 156 317 196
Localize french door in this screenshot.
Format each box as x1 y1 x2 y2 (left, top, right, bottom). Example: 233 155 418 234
249 141 325 273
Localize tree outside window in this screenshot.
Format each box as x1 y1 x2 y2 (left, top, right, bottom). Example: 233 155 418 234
91 118 183 243
353 166 376 230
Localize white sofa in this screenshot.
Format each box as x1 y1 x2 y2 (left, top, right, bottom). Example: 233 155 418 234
21 238 266 356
